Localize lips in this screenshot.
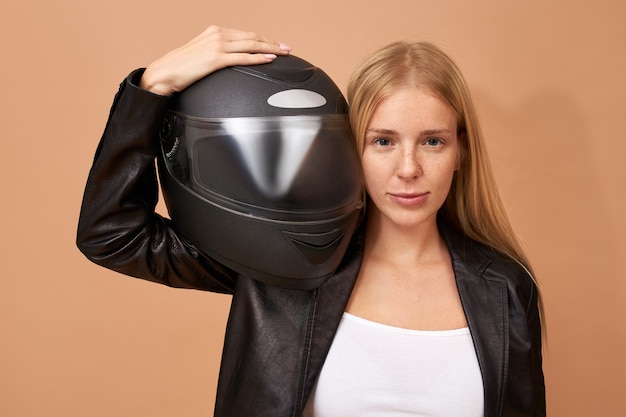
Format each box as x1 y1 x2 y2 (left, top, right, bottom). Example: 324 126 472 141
388 192 429 206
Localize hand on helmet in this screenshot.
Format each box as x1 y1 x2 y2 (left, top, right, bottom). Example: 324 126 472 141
140 25 292 96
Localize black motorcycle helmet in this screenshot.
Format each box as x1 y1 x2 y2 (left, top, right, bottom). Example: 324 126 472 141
157 54 364 290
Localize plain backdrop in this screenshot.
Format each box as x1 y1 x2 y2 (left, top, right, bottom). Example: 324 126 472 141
2 0 625 416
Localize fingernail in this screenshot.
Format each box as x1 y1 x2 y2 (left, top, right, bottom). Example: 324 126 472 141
279 43 292 52
264 54 277 59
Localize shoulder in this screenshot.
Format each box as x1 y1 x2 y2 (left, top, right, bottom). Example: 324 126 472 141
439 220 537 307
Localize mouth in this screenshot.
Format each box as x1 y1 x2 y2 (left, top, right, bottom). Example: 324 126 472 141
388 192 429 206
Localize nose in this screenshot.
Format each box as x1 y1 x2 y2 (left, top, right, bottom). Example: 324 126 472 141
395 148 422 179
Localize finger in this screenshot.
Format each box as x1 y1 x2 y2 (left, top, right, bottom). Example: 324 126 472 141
198 25 291 55
210 26 275 44
222 38 292 57
218 52 281 68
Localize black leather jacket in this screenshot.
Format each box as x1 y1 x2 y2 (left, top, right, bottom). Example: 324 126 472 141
77 70 546 417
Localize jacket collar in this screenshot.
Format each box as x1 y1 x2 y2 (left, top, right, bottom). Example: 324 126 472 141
439 220 509 417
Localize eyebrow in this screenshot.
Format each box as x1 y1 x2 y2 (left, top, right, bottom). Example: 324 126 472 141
366 128 397 135
365 128 453 135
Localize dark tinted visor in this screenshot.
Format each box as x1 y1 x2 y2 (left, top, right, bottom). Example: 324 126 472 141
160 113 362 219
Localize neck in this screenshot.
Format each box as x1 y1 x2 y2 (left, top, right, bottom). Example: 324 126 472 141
363 209 447 265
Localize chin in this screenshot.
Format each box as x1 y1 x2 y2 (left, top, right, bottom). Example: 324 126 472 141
377 210 439 231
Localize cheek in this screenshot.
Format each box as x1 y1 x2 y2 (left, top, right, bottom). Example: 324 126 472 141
426 154 458 192
360 154 385 195
361 162 379 194
435 161 459 195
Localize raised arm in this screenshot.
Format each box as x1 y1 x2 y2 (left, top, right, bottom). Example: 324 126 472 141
76 26 291 293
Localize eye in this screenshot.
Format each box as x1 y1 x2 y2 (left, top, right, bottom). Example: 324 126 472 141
374 138 392 147
425 138 443 147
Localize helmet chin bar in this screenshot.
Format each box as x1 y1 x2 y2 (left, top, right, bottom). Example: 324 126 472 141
158 155 361 290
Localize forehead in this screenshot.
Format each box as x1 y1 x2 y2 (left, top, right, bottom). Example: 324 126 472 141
367 87 457 131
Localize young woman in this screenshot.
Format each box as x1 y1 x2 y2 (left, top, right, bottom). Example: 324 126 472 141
77 25 545 416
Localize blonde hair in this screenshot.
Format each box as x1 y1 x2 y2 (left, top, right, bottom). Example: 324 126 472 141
347 41 538 284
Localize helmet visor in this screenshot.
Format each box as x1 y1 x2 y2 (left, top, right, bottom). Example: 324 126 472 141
160 113 362 220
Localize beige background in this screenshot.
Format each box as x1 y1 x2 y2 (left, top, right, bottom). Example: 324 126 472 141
2 0 625 416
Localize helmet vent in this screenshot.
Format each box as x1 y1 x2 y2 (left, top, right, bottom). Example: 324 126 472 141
283 229 345 265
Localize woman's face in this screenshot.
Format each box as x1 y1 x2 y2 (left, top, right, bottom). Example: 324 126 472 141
361 87 459 231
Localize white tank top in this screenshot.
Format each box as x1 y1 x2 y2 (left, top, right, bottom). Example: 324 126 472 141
302 312 484 417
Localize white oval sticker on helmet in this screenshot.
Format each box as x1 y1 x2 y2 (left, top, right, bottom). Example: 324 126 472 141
267 89 327 108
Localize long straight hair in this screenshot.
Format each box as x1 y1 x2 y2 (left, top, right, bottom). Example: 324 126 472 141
347 41 539 290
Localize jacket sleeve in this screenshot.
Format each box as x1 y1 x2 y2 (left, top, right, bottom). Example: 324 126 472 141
76 69 237 293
